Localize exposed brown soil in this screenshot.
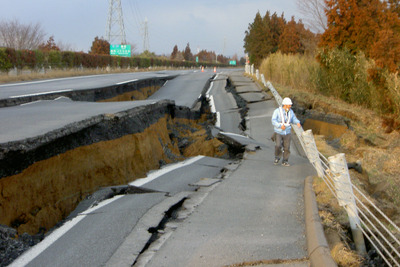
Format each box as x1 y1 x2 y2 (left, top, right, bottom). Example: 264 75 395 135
0 116 227 235
98 85 161 101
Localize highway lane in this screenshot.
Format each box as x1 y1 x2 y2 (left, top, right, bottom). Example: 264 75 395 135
11 156 231 267
207 73 242 134
0 97 159 143
0 69 241 144
0 70 190 101
5 69 241 266
0 70 235 144
148 70 214 108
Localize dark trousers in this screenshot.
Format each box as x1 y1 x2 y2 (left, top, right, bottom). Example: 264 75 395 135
275 133 291 162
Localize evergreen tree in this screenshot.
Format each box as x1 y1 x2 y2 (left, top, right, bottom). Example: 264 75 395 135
244 11 316 65
279 17 301 54
183 43 193 61
196 50 216 62
297 19 318 55
244 12 266 66
39 36 60 52
320 0 400 72
89 36 110 55
270 12 286 53
171 45 178 60
388 0 400 16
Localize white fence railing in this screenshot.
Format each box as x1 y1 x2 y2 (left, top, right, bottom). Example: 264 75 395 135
246 64 400 266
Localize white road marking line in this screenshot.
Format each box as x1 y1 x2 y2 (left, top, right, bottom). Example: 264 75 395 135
8 195 124 267
116 79 138 85
206 81 214 96
209 95 216 113
216 111 221 128
130 156 205 187
0 74 111 87
10 89 73 98
11 156 205 266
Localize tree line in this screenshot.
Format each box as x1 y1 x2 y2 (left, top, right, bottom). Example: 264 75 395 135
243 11 317 66
0 18 243 71
317 0 400 118
244 0 400 73
0 31 230 72
170 43 241 64
245 0 400 126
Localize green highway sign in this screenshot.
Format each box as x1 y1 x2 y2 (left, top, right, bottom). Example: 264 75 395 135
110 44 131 57
229 60 237 66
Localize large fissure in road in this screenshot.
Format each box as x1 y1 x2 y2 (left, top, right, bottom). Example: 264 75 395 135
0 75 248 266
0 102 229 234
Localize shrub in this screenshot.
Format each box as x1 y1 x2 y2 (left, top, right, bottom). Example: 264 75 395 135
19 50 36 69
61 51 75 68
0 48 13 71
316 48 375 107
35 50 45 68
48 50 62 68
140 57 151 68
5 48 17 67
260 49 400 125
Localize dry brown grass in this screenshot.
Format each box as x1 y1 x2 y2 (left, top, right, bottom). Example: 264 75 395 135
258 58 400 264
314 177 363 266
269 80 400 211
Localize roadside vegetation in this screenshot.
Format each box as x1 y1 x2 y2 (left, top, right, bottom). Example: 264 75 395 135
244 0 400 265
0 19 243 80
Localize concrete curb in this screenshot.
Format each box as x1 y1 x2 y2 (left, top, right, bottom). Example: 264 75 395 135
304 176 337 267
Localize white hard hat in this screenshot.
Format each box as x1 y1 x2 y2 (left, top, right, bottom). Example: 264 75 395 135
282 97 293 105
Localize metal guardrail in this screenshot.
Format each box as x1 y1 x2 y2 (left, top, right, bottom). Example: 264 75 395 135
246 65 400 266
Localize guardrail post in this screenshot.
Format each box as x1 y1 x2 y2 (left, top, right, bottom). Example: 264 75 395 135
301 130 324 178
328 153 366 255
256 69 260 80
261 74 267 87
266 81 282 105
251 64 254 75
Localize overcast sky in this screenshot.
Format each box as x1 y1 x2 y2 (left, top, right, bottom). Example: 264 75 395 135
0 0 302 57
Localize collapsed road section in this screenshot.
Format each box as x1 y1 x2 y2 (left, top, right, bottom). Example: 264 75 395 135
0 70 254 266
0 97 229 235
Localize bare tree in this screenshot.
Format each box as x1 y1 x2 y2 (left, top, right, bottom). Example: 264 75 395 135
56 40 77 52
0 19 46 50
296 0 327 33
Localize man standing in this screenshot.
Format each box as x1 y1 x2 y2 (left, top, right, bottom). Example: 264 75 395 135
271 97 301 166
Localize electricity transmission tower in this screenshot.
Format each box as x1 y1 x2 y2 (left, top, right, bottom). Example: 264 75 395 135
105 0 127 44
143 17 149 51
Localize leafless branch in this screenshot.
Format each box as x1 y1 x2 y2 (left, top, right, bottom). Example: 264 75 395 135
0 19 46 50
296 0 328 33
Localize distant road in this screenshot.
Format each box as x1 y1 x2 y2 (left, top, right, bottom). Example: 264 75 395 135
0 70 189 101
0 69 235 143
148 70 214 108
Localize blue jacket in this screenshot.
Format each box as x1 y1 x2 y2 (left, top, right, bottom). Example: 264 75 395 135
271 107 300 135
